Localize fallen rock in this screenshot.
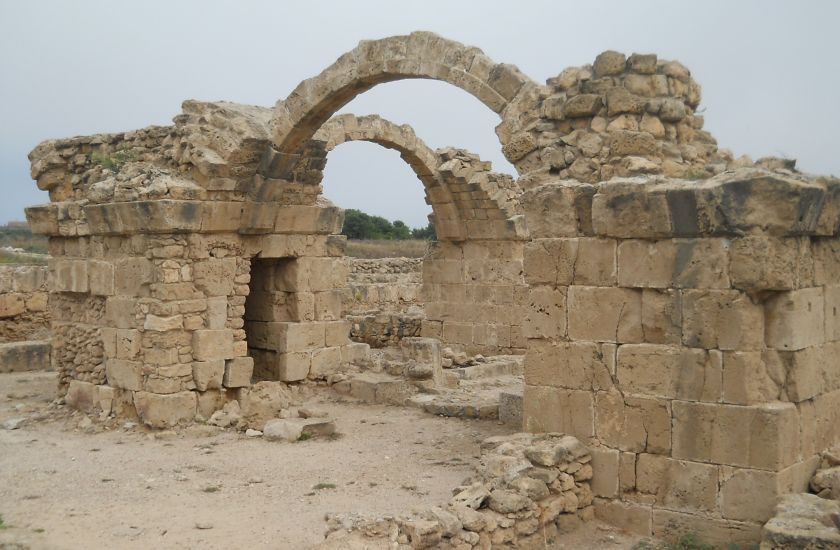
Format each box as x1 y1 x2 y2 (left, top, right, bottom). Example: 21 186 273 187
240 381 293 428
811 466 840 500
761 493 840 548
488 489 531 513
451 483 490 510
263 419 303 442
2 417 26 430
298 407 328 419
207 400 242 428
263 418 337 442
524 435 589 467
244 429 262 438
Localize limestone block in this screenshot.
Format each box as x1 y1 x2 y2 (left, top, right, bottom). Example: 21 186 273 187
143 314 183 332
616 344 721 401
813 238 840 285
525 339 613 390
524 239 577 286
719 466 790 523
192 360 225 391
522 286 567 339
277 351 310 382
88 260 114 296
519 183 595 237
681 289 764 350
133 391 197 428
825 284 840 342
114 257 153 296
641 289 682 344
729 237 813 291
192 329 234 361
275 257 348 292
309 346 342 379
523 385 594 439
761 494 840 549
25 292 48 312
764 342 840 402
248 321 326 352
595 391 671 454
53 259 88 293
568 286 642 343
672 401 800 470
0 341 51 373
0 293 25 318
721 351 782 404
325 321 350 347
764 287 825 351
593 498 652 536
11 266 45 293
313 290 342 321
223 357 253 388
193 257 237 296
105 358 143 391
206 296 227 329
422 259 465 285
590 447 619 498
618 239 730 289
652 508 761 547
340 342 370 365
635 454 718 513
591 182 672 239
65 380 96 412
274 205 344 234
563 94 603 117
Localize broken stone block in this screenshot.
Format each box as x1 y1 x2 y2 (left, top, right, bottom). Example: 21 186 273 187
263 417 336 442
223 357 253 388
761 493 840 549
133 390 197 428
192 360 224 391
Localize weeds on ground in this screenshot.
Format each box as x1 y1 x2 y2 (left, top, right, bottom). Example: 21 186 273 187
297 432 312 442
312 483 336 491
631 534 759 550
201 485 221 493
0 515 8 530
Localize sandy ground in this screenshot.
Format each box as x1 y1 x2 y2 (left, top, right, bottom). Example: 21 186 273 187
0 371 653 549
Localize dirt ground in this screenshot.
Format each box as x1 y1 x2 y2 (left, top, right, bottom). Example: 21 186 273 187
0 371 654 549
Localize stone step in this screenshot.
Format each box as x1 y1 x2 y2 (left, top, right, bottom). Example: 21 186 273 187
0 340 51 373
406 393 499 420
334 372 417 405
448 356 523 380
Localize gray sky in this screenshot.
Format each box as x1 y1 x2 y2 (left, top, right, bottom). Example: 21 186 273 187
2 0 839 228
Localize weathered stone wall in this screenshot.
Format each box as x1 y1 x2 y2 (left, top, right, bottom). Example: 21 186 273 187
344 257 422 314
0 265 49 342
520 167 840 544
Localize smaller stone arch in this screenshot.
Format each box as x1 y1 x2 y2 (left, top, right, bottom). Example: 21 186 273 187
271 32 538 174
313 113 527 242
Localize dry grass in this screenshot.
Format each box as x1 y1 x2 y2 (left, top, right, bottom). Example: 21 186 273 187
345 239 430 259
0 249 48 265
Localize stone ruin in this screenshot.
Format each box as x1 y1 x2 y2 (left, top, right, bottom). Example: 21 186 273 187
18 31 840 546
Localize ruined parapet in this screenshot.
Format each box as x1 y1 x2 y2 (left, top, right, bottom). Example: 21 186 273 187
0 265 49 343
521 166 840 543
502 51 739 184
321 433 593 548
0 265 51 374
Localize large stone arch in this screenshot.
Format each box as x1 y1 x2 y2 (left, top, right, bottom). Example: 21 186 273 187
313 113 525 242
270 32 537 178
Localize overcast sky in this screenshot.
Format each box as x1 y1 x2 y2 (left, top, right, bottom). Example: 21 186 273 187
1 0 839 227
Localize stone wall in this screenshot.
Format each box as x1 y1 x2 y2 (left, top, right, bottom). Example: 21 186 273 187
344 257 422 315
0 265 49 342
520 167 840 544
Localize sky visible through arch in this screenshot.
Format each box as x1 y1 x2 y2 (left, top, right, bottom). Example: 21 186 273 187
1 0 839 227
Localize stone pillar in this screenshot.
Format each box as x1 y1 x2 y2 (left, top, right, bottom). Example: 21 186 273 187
521 170 840 545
